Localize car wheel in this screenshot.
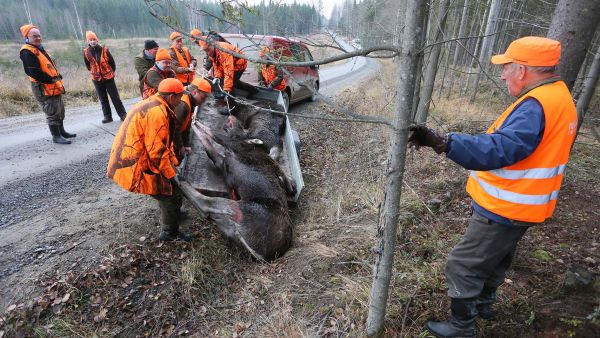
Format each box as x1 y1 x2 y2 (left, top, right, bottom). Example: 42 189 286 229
282 91 290 112
310 82 319 102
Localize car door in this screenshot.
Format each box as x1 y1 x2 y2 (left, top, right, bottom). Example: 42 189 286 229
288 42 309 99
300 45 318 96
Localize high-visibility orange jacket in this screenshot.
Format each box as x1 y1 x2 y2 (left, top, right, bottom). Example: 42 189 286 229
106 94 179 196
169 46 195 85
142 65 176 99
259 64 286 90
210 42 247 92
19 44 65 96
466 80 577 223
84 46 114 81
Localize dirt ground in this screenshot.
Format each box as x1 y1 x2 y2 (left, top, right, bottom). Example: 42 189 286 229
1 60 600 337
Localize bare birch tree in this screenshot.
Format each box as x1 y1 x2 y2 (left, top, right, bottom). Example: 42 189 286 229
576 42 600 132
366 0 427 336
470 0 501 101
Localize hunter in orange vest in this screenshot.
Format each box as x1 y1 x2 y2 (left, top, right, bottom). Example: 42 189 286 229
173 77 211 160
142 48 176 99
168 32 197 86
19 24 75 144
107 78 192 242
258 47 286 91
408 37 577 338
83 31 127 123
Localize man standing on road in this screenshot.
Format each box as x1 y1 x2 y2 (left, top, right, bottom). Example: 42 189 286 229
408 37 578 338
257 47 286 92
173 77 211 161
83 31 127 123
201 39 259 114
142 48 176 99
135 40 159 95
19 24 76 145
107 78 192 242
168 32 197 86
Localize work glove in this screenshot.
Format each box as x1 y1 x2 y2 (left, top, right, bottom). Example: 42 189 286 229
266 85 273 91
407 125 448 154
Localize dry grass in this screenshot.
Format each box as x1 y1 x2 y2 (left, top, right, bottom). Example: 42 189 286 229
0 37 177 117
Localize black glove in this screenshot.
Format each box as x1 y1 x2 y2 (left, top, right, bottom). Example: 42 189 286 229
408 125 448 154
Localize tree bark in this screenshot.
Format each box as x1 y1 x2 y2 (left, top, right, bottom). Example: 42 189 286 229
366 0 427 336
446 0 469 98
470 0 502 101
415 0 450 123
576 42 600 133
547 0 600 91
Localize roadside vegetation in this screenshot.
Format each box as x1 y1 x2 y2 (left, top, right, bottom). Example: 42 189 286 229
2 59 599 337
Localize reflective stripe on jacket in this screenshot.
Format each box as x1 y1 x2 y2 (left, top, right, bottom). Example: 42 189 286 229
211 41 247 92
170 47 194 85
84 46 114 81
19 44 65 96
260 64 286 90
466 80 577 223
106 94 179 196
142 65 175 99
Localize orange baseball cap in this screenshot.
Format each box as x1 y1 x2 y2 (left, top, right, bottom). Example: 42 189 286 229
259 46 269 58
158 78 184 94
85 30 97 41
20 24 38 38
491 36 561 67
190 28 201 40
169 32 182 41
155 48 171 62
190 77 212 93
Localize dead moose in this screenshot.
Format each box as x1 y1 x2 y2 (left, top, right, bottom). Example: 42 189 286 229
180 122 296 262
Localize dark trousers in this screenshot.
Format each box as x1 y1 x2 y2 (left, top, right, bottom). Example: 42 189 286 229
151 182 183 230
93 78 126 119
31 83 65 126
233 70 259 95
445 211 529 299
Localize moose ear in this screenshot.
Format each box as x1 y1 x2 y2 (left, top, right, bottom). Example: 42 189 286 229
246 138 264 145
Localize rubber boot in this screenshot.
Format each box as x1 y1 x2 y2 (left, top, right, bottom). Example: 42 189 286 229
426 298 477 338
59 121 76 138
159 223 193 242
476 286 497 320
49 125 71 144
102 116 113 123
117 112 126 121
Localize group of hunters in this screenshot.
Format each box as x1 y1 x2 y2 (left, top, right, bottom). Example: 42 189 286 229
19 23 578 338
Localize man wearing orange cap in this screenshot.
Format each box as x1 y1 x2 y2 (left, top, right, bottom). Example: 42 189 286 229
19 24 75 144
409 36 577 337
257 47 286 92
83 30 127 123
142 48 176 99
202 38 259 114
107 78 193 242
173 77 211 160
168 32 197 86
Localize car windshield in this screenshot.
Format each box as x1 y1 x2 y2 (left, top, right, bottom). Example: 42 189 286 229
223 36 267 59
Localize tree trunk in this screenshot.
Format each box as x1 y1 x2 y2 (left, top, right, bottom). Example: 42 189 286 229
446 0 469 98
366 0 427 336
462 0 488 96
470 0 502 102
547 0 600 91
576 42 600 133
415 0 450 123
411 3 430 116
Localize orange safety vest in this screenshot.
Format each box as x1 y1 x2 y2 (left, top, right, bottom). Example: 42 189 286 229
20 44 65 96
211 42 247 92
466 80 577 223
84 46 114 81
260 64 286 91
178 94 193 133
170 46 194 85
142 65 175 99
106 94 179 196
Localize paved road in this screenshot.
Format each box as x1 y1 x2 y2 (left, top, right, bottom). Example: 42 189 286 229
0 38 377 188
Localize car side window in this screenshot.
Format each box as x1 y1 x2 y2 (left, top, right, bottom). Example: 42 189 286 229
301 46 313 62
290 43 304 62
